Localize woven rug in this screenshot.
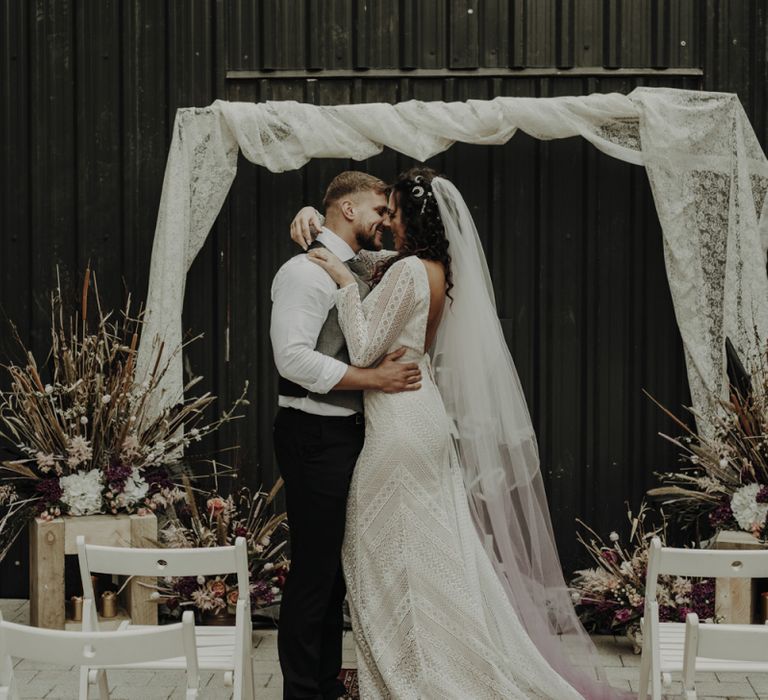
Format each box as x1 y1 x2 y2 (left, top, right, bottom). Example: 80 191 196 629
338 669 359 699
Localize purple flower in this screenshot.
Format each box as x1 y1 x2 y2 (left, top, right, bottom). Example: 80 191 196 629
234 526 248 538
145 467 173 495
250 579 275 607
35 478 63 503
104 462 132 492
677 606 693 622
173 577 200 598
658 605 677 622
756 485 768 504
691 579 715 619
614 608 632 624
709 499 735 529
600 549 619 565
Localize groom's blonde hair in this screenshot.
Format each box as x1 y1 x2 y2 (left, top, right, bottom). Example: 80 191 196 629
323 171 389 211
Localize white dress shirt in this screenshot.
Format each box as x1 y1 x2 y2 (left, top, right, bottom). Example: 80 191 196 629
270 228 358 416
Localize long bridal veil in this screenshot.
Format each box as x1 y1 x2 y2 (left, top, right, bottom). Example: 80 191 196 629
431 177 621 698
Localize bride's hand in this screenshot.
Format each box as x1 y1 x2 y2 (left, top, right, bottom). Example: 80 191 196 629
290 206 323 250
307 249 356 288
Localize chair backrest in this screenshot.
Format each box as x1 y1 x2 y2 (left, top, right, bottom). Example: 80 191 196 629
683 612 768 686
645 536 768 602
77 535 250 601
0 610 199 675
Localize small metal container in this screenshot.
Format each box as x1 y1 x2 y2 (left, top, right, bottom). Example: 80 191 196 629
101 590 117 618
70 595 83 622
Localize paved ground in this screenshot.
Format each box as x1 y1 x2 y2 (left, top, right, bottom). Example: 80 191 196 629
3 599 768 699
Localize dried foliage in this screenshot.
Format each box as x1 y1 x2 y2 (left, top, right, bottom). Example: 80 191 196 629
647 340 768 538
0 269 247 560
571 503 715 636
150 476 289 614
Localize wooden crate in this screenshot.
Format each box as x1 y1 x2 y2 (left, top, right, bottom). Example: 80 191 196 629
713 530 767 624
29 513 158 629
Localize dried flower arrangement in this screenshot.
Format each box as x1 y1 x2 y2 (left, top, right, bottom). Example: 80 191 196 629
647 339 768 539
149 476 289 617
570 503 715 648
0 269 247 561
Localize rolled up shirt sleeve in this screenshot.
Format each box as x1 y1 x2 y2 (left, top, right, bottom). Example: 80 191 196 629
270 257 349 394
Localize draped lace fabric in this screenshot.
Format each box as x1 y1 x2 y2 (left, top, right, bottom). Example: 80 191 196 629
631 89 768 418
138 89 768 426
336 256 585 699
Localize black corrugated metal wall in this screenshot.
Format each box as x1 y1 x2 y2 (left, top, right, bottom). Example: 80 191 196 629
1 0 767 595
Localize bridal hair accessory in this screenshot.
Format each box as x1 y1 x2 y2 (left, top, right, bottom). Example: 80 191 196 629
410 176 437 215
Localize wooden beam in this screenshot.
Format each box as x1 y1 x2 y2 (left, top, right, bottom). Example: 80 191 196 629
226 66 704 80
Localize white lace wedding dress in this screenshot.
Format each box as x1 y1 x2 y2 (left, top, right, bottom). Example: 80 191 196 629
336 255 584 700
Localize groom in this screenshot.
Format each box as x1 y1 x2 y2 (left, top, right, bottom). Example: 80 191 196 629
271 171 422 700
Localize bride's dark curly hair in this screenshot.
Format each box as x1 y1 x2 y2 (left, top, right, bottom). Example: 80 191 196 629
372 166 454 299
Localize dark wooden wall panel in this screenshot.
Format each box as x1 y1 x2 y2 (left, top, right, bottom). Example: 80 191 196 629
1 0 766 594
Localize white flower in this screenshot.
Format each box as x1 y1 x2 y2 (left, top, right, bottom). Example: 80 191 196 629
609 531 619 542
35 451 58 473
197 575 206 585
116 469 149 508
102 394 111 404
120 434 145 462
60 469 103 516
66 436 93 468
80 416 88 425
730 483 768 531
44 384 54 394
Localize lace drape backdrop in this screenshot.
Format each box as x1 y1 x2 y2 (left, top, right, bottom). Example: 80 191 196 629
136 88 768 429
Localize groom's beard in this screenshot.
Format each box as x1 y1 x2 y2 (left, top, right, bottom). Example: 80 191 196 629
356 225 384 251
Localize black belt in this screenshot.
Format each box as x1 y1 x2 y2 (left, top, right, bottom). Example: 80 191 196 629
279 406 364 424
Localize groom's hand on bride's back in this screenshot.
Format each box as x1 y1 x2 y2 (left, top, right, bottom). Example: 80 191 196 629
373 348 422 393
335 348 422 393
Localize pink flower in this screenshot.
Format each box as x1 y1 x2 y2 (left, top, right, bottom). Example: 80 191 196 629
207 497 225 516
209 579 227 597
601 549 619 565
614 608 632 623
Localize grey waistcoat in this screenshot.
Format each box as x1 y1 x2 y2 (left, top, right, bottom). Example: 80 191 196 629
277 241 372 414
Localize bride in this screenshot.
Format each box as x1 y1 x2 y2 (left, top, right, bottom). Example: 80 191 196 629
300 167 622 699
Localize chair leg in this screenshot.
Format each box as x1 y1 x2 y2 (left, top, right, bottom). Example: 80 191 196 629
243 652 256 700
637 647 651 699
684 691 697 700
233 625 255 700
96 670 109 700
79 667 90 700
651 668 662 700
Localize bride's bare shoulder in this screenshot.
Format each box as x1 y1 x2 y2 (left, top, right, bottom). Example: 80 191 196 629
420 259 446 285
417 259 447 307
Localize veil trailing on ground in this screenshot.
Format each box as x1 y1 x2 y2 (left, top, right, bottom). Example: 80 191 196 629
431 177 622 698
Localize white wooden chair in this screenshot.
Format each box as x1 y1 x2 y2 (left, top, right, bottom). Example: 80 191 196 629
0 607 199 700
77 535 255 700
681 612 768 700
639 536 768 699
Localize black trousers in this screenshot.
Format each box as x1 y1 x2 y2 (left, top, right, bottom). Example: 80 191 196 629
273 407 365 700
